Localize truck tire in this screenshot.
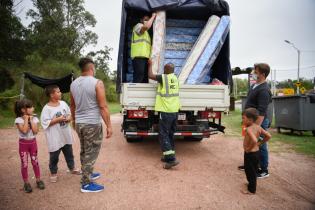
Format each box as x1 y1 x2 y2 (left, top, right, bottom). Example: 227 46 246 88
125 136 143 143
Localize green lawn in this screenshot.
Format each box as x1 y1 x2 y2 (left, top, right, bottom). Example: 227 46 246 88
109 102 121 114
0 102 121 129
222 110 315 157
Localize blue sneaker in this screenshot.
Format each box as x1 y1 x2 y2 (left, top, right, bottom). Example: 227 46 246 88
90 172 101 180
81 182 104 193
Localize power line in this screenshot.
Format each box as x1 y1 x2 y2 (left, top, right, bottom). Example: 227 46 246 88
275 65 315 71
301 50 315 53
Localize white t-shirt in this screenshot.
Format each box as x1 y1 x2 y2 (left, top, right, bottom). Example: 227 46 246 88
15 117 39 140
40 100 73 152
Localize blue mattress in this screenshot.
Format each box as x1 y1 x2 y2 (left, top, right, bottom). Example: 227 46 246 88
186 16 230 84
162 19 206 75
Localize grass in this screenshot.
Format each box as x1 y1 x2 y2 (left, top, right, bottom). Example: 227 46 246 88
0 109 15 129
0 102 121 129
109 102 121 114
222 109 315 157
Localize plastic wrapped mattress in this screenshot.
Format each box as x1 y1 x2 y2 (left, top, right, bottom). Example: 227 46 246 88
150 11 166 83
162 19 206 75
178 15 220 84
185 16 230 84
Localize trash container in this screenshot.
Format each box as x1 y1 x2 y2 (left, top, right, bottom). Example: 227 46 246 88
273 95 315 135
241 96 273 126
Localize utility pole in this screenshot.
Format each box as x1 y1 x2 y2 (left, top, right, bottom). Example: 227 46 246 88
285 40 301 94
274 69 277 95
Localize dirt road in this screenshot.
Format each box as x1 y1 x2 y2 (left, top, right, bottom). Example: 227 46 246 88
0 114 314 210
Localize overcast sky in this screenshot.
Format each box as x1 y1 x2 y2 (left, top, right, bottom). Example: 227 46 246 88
17 0 315 81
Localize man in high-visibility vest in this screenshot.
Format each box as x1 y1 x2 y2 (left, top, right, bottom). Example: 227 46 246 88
148 59 180 169
131 13 156 83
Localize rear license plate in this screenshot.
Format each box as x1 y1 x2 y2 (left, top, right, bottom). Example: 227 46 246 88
178 113 186 121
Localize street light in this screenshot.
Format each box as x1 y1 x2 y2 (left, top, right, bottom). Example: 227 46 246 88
284 40 301 94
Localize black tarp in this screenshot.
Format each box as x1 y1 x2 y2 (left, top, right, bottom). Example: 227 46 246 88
116 0 231 93
24 72 74 93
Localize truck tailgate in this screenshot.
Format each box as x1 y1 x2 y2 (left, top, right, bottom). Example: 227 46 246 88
121 83 229 111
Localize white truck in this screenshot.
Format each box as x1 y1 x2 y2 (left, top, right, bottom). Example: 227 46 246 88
116 0 231 142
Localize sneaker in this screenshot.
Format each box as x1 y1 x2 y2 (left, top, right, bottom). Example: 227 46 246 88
257 171 269 179
238 165 245 171
81 182 104 193
163 160 180 169
50 175 58 183
23 183 32 193
90 172 101 180
36 180 45 190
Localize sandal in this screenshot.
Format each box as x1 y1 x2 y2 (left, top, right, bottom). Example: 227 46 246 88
70 169 82 175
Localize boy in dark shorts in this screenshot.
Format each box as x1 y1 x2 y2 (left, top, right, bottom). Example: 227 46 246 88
241 108 271 194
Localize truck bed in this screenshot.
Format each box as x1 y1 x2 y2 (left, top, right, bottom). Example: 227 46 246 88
120 83 230 111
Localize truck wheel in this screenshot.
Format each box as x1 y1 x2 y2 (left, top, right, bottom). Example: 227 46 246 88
125 136 143 143
184 137 203 141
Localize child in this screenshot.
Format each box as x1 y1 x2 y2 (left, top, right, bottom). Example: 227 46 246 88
14 99 45 193
241 108 271 195
40 85 81 183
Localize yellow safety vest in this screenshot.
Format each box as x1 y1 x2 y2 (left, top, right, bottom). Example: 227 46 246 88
130 25 151 59
155 73 180 113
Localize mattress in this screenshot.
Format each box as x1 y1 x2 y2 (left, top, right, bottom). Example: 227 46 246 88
150 11 166 83
186 16 230 84
178 15 220 84
162 19 206 75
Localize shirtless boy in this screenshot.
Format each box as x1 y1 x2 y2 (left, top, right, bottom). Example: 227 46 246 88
241 108 271 194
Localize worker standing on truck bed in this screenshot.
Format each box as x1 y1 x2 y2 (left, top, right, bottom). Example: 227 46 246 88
148 59 180 169
131 13 156 83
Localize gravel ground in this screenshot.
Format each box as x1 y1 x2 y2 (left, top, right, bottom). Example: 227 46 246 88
0 114 314 210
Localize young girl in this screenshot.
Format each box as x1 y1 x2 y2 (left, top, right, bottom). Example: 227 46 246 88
14 99 45 193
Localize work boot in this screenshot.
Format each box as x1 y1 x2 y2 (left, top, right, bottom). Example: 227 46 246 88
160 157 167 162
163 160 180 169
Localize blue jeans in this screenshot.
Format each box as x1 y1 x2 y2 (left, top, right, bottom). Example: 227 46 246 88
259 117 270 172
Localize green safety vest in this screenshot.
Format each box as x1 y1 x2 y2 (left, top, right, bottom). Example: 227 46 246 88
130 25 151 59
155 73 180 113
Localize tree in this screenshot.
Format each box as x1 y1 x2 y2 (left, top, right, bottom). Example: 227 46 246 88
276 78 314 93
27 0 98 60
87 46 112 77
0 0 29 63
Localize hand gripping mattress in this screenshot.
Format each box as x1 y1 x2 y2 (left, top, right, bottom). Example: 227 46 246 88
185 16 230 84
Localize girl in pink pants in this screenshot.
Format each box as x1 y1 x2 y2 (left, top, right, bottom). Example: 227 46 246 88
14 99 45 193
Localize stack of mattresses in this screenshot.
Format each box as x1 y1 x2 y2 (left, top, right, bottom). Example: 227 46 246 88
125 15 230 85
184 16 230 84
162 19 206 76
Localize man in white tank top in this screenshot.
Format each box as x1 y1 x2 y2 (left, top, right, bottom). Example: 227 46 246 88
70 57 112 193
